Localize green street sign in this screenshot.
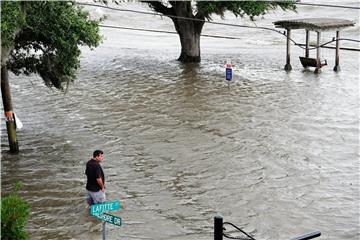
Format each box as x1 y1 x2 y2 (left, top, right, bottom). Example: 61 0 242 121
90 201 121 215
93 212 122 226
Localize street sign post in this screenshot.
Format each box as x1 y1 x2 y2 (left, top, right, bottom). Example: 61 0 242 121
90 200 123 240
225 63 232 81
225 62 233 91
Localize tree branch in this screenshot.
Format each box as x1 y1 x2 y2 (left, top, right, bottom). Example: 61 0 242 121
142 1 174 16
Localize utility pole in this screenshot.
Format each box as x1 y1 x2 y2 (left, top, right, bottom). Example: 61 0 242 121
1 65 19 153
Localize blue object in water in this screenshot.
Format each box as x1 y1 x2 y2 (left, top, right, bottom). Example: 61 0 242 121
226 68 232 81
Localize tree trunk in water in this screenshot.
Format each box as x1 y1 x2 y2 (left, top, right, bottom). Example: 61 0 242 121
177 30 201 63
171 2 204 63
146 1 204 63
1 65 19 153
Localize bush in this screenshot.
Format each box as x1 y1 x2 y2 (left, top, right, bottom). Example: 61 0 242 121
1 182 30 240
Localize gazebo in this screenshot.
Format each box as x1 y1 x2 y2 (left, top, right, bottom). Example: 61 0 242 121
274 18 355 73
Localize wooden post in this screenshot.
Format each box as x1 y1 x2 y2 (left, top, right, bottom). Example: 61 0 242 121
284 28 292 71
333 30 340 72
305 30 310 58
1 65 19 153
314 31 321 74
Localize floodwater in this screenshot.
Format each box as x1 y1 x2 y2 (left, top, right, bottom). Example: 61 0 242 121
1 2 359 240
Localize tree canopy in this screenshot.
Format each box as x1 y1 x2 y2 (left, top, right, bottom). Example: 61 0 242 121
1 1 102 152
196 1 295 21
1 1 102 90
144 1 296 21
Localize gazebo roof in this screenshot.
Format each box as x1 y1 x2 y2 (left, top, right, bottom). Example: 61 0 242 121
274 18 355 31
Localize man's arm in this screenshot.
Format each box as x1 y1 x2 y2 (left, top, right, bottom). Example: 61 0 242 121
96 177 105 192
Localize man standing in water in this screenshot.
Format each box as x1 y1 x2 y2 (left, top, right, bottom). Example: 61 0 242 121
85 150 106 206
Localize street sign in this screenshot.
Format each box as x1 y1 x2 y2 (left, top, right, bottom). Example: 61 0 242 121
93 212 122 226
89 200 123 239
90 201 121 215
225 67 232 81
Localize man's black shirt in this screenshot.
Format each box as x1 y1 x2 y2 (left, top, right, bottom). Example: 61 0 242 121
85 159 105 192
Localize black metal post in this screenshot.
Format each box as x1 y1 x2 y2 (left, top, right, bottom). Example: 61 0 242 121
314 31 321 74
290 231 321 240
102 222 106 240
214 215 223 240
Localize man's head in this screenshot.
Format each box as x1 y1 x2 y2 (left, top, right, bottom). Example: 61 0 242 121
93 150 104 162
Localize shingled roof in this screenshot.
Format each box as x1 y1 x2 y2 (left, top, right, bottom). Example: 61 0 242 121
274 18 355 31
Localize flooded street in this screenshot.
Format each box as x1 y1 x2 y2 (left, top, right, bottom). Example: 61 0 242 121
1 2 359 240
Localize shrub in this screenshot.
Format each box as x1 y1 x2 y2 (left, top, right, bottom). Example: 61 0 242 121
1 182 30 240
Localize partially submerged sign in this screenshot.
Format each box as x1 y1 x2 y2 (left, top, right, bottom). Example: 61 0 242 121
93 212 122 226
90 201 121 215
90 200 123 239
90 200 122 228
225 63 232 81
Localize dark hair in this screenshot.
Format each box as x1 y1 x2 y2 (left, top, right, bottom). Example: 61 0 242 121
93 150 104 158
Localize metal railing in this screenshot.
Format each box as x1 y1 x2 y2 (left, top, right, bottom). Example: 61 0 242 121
214 216 321 240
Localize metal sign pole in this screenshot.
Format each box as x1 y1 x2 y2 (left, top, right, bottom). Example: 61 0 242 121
225 61 232 91
90 200 123 239
102 222 106 240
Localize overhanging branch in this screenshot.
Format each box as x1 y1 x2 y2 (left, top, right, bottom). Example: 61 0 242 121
142 1 174 16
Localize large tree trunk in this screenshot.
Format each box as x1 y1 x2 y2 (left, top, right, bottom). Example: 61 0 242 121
145 1 205 63
1 64 19 153
175 22 202 63
171 2 205 63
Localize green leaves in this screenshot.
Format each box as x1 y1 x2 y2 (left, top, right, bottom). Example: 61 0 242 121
197 1 296 21
1 183 30 240
2 1 102 90
1 1 25 49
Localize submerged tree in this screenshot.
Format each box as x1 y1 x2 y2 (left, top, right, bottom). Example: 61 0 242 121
1 1 102 153
142 1 296 62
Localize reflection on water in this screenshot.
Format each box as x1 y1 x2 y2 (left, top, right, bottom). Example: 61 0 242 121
1 3 359 240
